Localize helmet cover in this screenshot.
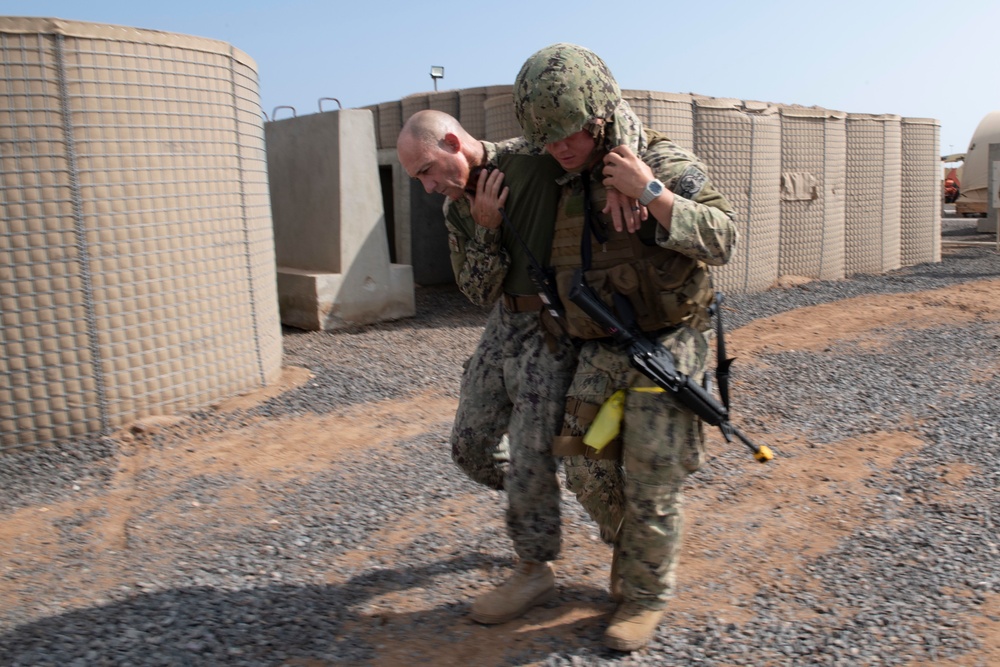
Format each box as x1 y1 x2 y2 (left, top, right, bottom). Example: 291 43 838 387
513 43 622 146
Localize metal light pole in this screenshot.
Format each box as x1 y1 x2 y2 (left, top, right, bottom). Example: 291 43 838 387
430 66 444 92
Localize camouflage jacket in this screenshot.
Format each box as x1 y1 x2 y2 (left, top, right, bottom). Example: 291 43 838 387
556 129 737 267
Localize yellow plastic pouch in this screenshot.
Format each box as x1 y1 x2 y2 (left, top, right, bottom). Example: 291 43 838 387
582 390 626 451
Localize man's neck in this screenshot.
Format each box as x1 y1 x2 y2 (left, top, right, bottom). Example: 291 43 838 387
468 140 487 169
462 141 493 195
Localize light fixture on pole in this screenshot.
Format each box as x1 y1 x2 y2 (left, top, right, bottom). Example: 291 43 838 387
430 66 444 92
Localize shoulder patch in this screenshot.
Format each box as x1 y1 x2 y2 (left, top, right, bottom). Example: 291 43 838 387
675 167 708 200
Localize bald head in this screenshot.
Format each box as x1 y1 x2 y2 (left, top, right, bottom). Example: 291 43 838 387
397 110 484 200
400 109 465 147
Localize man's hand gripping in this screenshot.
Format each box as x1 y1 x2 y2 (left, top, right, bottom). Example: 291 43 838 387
467 167 509 230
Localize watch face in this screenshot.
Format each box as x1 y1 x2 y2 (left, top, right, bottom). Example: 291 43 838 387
641 179 664 205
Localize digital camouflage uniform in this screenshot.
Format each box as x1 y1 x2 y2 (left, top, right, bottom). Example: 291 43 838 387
445 143 577 563
514 43 739 609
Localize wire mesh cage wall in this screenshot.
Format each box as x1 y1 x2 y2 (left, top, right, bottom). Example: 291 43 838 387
400 91 460 131
399 93 431 132
360 82 941 296
694 98 781 294
0 17 282 450
778 106 847 281
483 94 520 142
900 117 941 266
375 100 402 149
844 113 902 276
623 90 694 152
459 85 512 141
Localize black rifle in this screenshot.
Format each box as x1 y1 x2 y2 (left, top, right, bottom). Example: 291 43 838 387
567 270 772 462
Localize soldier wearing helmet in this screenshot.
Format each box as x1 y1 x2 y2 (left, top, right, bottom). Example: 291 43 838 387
480 43 738 652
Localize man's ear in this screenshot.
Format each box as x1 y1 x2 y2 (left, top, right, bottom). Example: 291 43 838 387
441 132 461 154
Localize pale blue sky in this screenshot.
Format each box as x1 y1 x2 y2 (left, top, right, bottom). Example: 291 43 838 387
4 0 997 156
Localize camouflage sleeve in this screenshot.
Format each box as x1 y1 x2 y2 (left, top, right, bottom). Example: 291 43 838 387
444 198 509 307
492 136 544 157
641 139 739 267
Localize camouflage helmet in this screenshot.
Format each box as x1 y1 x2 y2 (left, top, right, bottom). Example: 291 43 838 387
514 43 622 147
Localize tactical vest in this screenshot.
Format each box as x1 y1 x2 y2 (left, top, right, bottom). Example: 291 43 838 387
550 172 714 340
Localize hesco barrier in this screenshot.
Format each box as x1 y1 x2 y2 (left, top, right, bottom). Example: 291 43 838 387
0 17 282 450
459 85 512 140
778 106 847 281
400 91 460 130
483 93 520 142
363 86 937 294
845 114 903 276
623 90 694 152
374 100 402 149
694 98 781 294
901 117 942 265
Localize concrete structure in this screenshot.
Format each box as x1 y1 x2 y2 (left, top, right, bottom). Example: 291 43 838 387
374 146 454 287
265 109 414 330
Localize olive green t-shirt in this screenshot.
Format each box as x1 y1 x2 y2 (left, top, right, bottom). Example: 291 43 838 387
446 152 564 297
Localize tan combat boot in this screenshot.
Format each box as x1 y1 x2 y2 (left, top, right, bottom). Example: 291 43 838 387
470 560 556 624
604 601 665 652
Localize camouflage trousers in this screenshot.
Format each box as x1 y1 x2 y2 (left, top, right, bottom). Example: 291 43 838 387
562 324 708 608
451 301 578 562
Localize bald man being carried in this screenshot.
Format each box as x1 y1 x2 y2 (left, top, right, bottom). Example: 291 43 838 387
397 110 574 623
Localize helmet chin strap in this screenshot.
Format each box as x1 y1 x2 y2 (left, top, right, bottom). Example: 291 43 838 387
588 118 606 140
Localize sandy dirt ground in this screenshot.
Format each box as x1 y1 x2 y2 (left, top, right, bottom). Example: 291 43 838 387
2 276 999 666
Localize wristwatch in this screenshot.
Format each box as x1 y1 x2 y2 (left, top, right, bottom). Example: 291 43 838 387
639 179 664 206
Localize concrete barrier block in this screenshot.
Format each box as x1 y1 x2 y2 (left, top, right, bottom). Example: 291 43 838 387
266 109 415 330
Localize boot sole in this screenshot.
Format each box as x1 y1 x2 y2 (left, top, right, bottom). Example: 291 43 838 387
604 631 653 652
469 585 557 624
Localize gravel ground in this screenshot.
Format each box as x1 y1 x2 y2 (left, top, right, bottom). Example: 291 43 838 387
1 217 999 666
